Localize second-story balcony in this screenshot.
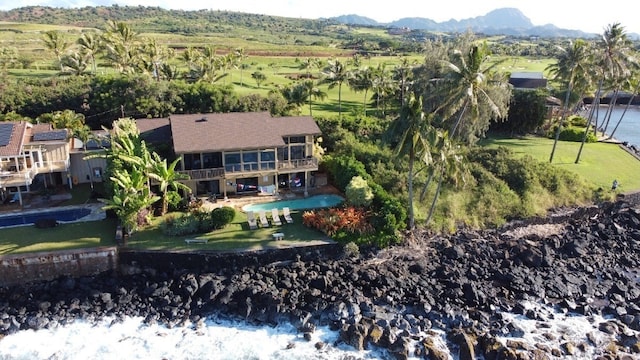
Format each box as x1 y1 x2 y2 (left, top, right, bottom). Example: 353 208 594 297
179 157 319 181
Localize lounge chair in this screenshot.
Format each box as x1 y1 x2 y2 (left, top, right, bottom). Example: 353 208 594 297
247 211 258 230
271 208 282 226
283 207 294 224
258 210 270 228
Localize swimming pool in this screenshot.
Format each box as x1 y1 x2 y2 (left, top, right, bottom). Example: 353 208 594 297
242 194 344 212
0 207 92 228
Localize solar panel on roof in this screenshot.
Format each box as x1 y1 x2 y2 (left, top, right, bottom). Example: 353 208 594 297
33 130 67 142
0 123 14 147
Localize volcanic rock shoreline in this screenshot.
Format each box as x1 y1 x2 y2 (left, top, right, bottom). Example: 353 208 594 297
1 201 640 359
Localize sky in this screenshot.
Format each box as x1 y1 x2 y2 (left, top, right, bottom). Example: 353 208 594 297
1 0 638 35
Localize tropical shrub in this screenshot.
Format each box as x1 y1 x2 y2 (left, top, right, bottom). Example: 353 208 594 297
210 206 236 229
302 206 373 238
346 175 373 207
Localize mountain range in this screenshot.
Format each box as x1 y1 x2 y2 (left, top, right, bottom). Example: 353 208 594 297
331 8 600 38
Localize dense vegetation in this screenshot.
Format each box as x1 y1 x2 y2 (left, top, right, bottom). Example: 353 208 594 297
1 6 638 245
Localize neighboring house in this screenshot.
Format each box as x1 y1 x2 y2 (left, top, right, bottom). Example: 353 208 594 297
509 72 548 90
137 112 322 198
0 122 71 205
69 129 109 187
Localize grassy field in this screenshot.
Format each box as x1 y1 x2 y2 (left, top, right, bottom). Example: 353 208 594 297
0 218 118 255
481 136 640 192
125 210 328 252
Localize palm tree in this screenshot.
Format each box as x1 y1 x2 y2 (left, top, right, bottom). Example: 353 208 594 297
148 153 191 215
301 79 327 116
608 76 640 140
76 32 102 74
102 20 141 73
386 93 432 230
142 38 173 81
595 23 633 136
424 131 465 226
350 66 374 116
234 47 247 86
432 43 511 144
393 57 416 106
546 39 592 163
61 51 90 76
371 63 394 116
321 58 351 118
42 30 70 72
273 84 308 115
299 57 320 79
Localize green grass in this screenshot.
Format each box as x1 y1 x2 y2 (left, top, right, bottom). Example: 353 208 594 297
125 209 330 252
0 218 118 255
481 136 640 192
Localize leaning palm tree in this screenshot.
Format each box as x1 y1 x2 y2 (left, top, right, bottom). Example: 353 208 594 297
386 93 432 230
42 30 70 72
608 75 640 140
424 131 465 226
321 58 351 118
546 39 592 163
591 23 633 137
432 42 510 144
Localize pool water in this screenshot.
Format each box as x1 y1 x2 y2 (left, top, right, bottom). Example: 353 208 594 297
242 194 344 212
0 207 92 228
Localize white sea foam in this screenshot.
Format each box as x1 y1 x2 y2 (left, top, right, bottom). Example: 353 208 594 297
0 302 637 359
0 317 389 360
496 301 638 359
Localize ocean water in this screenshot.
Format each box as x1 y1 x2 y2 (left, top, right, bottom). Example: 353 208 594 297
592 105 640 147
0 303 637 359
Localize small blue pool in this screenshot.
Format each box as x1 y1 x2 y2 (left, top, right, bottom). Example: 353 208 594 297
0 207 92 228
242 194 344 212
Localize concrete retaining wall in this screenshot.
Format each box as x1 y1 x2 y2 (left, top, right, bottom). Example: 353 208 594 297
0 247 118 286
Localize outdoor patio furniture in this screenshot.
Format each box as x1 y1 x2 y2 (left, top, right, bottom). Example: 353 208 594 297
258 210 270 227
272 232 284 241
271 208 282 226
282 207 294 224
247 211 258 230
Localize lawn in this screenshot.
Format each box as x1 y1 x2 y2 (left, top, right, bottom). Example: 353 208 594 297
481 136 640 192
0 218 118 255
125 209 330 252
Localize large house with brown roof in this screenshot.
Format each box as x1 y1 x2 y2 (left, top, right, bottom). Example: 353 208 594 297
0 121 72 204
138 112 322 198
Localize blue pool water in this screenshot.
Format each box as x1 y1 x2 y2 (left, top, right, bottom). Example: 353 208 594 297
242 194 344 212
0 208 92 227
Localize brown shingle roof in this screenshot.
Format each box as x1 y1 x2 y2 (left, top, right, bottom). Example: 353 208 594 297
169 112 321 154
135 117 171 145
0 122 28 157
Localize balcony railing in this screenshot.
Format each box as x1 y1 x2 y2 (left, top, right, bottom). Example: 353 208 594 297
179 157 319 180
278 157 318 170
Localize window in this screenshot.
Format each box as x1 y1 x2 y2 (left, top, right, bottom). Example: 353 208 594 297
183 153 201 170
260 150 275 170
242 152 258 171
290 145 305 160
225 153 241 172
284 136 305 144
202 152 222 168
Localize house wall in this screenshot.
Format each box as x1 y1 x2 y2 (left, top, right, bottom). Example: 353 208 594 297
69 152 107 185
